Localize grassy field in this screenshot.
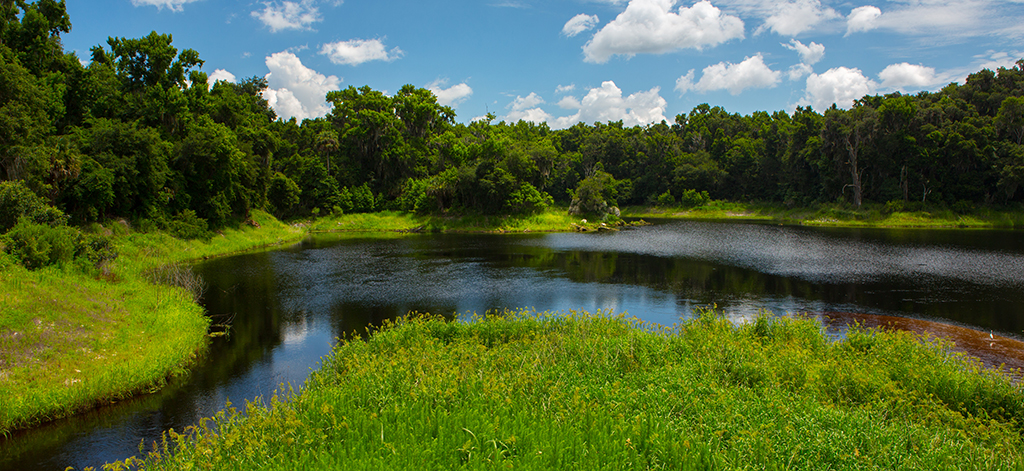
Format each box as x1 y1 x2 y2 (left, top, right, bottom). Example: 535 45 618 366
0 210 304 435
623 202 1024 229
124 310 1024 470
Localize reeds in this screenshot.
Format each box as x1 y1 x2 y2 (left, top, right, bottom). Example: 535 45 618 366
134 309 1024 470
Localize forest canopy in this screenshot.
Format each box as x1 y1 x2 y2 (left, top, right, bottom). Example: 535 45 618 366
2 1 1024 236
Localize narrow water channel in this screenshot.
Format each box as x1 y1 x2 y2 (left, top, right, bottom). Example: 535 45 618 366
4 221 1024 470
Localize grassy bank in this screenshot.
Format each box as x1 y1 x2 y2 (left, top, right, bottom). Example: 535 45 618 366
623 202 1024 229
307 209 588 233
0 210 304 435
125 310 1024 470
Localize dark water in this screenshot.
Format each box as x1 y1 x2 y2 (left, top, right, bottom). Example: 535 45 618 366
4 221 1024 470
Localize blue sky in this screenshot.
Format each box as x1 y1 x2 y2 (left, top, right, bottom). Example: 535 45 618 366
64 0 1024 126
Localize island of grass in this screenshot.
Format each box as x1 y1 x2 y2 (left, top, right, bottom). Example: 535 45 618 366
124 310 1024 470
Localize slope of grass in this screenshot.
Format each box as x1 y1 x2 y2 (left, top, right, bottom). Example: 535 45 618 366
0 210 305 435
128 310 1024 470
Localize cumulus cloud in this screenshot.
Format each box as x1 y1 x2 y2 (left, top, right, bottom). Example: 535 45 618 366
252 1 322 32
787 63 813 81
563 14 600 37
550 81 667 128
674 54 781 95
130 0 200 11
799 66 876 110
207 69 237 89
846 5 881 35
582 0 744 64
555 84 576 94
426 79 473 108
557 96 582 109
261 51 342 121
877 63 940 91
509 92 546 111
784 39 824 65
320 38 404 66
756 0 839 36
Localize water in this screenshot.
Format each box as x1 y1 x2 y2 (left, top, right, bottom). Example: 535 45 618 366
4 221 1024 470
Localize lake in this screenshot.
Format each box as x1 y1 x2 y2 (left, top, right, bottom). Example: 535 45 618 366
4 220 1024 470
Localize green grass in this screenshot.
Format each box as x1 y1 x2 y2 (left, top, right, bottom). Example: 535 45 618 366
308 209 588 233
125 310 1024 470
623 202 1024 229
0 210 305 435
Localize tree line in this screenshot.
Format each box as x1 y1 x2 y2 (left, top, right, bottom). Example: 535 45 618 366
2 0 1024 242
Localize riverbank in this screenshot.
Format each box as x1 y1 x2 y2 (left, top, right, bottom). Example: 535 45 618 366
2 205 1020 437
623 202 1024 229
128 310 1024 470
0 210 304 435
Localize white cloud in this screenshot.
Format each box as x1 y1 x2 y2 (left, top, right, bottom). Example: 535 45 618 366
783 39 824 65
558 96 582 109
877 63 940 92
261 51 342 121
675 54 781 95
426 80 473 108
207 69 237 89
563 14 600 37
787 63 813 81
582 0 745 64
320 38 404 66
555 84 576 94
973 50 1024 71
550 81 667 128
506 107 554 124
800 66 876 110
755 0 839 36
252 1 321 32
130 0 200 11
508 92 546 111
845 5 881 35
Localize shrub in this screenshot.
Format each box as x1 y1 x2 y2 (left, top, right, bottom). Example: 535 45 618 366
2 218 82 269
678 189 710 208
168 210 210 240
656 190 675 206
0 180 67 232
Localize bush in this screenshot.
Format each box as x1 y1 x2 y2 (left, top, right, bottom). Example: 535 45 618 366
2 218 82 269
656 190 675 206
267 172 301 218
678 189 710 208
168 210 210 240
0 180 67 232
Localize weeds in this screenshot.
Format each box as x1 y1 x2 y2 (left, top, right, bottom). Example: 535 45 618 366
134 309 1024 470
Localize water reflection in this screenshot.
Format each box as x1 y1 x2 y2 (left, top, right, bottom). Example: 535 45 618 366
4 222 1024 470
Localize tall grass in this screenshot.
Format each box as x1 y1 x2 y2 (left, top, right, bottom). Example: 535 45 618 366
129 309 1024 470
0 210 305 435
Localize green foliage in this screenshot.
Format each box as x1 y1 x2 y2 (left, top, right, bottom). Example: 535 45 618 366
0 179 66 231
266 172 300 218
678 189 711 208
569 170 619 216
2 217 77 268
656 189 675 206
134 311 1024 470
166 209 209 240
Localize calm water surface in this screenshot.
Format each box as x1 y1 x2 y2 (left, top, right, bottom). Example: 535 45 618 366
4 221 1024 470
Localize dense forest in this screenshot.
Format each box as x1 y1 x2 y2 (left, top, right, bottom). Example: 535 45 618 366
2 0 1024 248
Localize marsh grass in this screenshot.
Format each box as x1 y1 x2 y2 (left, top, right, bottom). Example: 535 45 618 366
129 309 1024 470
308 209 583 234
623 202 1024 229
0 210 305 435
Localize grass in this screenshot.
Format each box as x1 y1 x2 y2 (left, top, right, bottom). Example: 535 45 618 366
307 209 598 234
623 202 1024 229
124 309 1024 471
0 210 305 435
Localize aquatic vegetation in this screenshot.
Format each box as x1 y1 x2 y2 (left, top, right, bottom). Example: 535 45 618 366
132 310 1024 470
